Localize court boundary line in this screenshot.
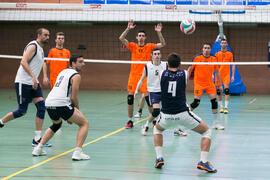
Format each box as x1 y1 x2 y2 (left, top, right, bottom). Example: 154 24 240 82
1 118 147 180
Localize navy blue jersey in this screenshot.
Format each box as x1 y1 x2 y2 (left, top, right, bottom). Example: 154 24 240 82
160 69 189 114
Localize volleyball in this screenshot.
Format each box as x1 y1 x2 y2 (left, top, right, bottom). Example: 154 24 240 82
180 18 196 35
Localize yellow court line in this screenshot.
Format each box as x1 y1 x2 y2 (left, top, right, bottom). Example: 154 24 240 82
1 118 147 180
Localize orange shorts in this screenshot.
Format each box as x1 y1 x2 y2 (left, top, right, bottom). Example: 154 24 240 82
127 74 148 93
194 83 216 97
215 74 230 86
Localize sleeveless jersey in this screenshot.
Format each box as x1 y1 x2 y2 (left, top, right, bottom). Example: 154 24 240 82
145 61 167 92
160 69 189 114
45 69 79 107
15 40 44 85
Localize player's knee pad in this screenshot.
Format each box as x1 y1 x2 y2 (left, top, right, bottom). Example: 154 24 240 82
13 105 28 118
145 96 151 107
224 88 230 95
211 98 218 109
127 95 134 105
35 100 46 119
190 99 200 109
202 129 212 139
152 108 160 118
50 121 62 133
216 88 221 96
153 126 163 135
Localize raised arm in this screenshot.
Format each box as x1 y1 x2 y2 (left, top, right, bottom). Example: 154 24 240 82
119 20 136 47
20 44 38 89
155 23 166 49
134 68 147 98
70 74 81 109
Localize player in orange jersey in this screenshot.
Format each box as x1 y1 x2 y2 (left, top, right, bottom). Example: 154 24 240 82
215 39 235 114
188 43 225 130
119 20 166 128
43 32 71 89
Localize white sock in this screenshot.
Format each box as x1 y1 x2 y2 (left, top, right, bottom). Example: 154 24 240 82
75 147 82 153
145 121 149 127
200 151 208 163
225 100 229 108
37 143 43 149
35 131 41 141
218 100 223 108
213 113 218 124
155 146 163 159
128 117 132 121
0 119 4 124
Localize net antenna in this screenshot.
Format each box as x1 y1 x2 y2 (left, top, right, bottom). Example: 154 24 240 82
215 10 226 41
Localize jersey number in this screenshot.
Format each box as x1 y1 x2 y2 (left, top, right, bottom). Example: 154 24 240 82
168 81 177 97
55 76 64 87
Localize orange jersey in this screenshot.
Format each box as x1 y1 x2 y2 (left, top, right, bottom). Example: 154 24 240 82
46 48 71 87
192 54 219 87
126 42 156 77
215 50 233 76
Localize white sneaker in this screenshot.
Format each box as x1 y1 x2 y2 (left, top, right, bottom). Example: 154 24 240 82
134 112 142 118
72 151 90 161
174 129 188 136
213 123 225 130
141 125 149 136
32 146 47 156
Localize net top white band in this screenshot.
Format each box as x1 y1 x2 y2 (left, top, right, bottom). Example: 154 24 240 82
0 54 269 65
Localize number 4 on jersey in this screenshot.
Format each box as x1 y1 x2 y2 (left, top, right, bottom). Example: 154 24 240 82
168 81 177 97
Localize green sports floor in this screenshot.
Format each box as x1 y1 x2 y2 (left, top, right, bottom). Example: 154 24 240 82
0 89 269 180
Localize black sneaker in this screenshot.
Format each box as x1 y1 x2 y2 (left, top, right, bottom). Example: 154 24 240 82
125 120 133 129
0 122 4 128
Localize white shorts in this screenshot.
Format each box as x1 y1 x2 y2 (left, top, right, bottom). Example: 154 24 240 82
158 110 201 130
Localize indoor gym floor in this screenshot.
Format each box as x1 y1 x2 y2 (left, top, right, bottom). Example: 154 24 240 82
0 89 269 180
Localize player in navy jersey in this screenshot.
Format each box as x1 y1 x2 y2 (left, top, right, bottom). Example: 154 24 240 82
153 53 217 173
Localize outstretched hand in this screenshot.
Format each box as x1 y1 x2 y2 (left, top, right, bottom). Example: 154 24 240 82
127 20 136 30
155 23 163 32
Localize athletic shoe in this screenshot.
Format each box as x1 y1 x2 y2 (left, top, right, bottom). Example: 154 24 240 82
125 120 133 129
134 112 142 118
141 125 149 136
224 108 228 114
154 157 164 169
197 161 217 173
174 129 188 136
213 123 225 130
0 122 4 128
219 107 224 113
72 151 90 161
32 138 52 147
32 146 47 156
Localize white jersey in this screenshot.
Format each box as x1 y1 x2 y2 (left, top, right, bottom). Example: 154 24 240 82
15 40 44 85
145 61 167 92
45 69 79 107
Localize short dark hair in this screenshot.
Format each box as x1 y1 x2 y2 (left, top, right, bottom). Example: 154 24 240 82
167 53 181 68
36 28 48 36
152 48 160 54
56 32 65 37
203 42 212 48
70 55 83 67
137 30 146 36
220 38 227 42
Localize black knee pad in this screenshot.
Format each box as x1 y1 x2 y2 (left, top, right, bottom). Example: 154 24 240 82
35 100 46 119
211 98 218 109
13 104 28 118
216 88 221 96
190 99 200 109
145 96 151 107
224 88 230 95
50 121 62 133
127 95 134 105
152 108 160 118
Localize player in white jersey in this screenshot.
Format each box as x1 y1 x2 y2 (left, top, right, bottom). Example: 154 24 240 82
0 28 52 147
32 55 90 161
135 48 187 136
